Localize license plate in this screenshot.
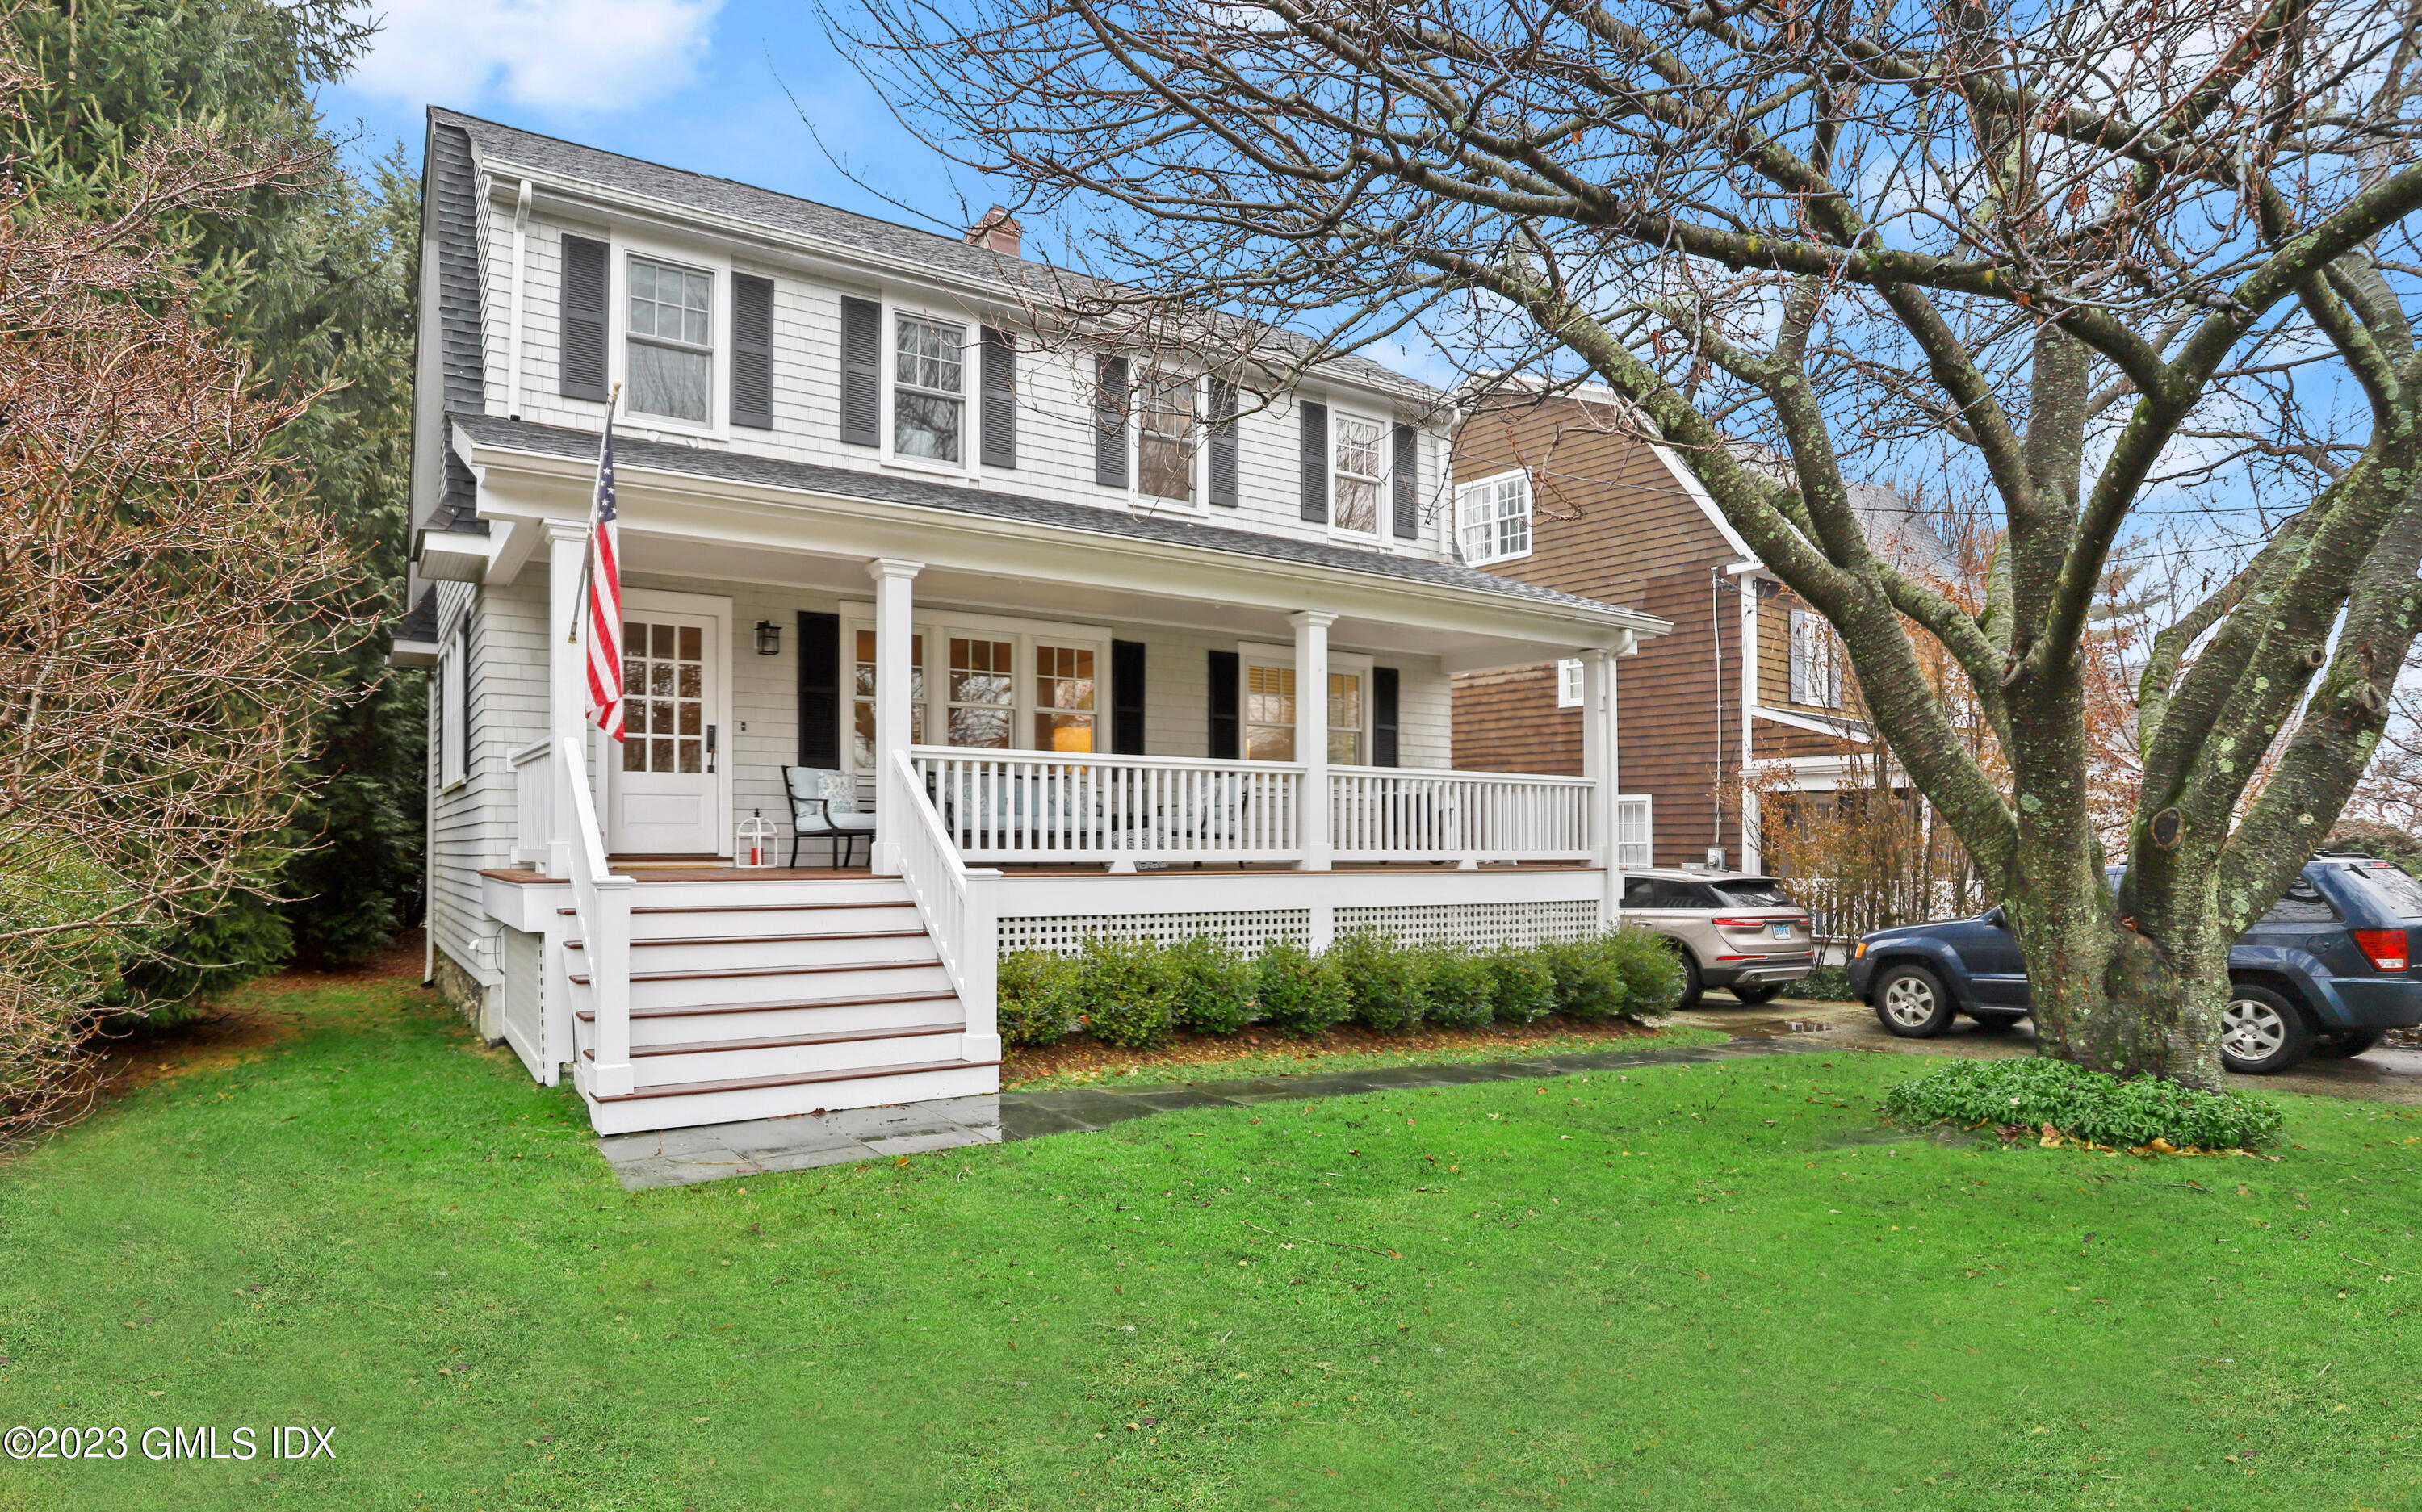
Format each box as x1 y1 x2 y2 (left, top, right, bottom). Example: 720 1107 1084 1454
1770 924 1792 939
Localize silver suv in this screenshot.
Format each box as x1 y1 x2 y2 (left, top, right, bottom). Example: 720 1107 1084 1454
1620 869 1817 1007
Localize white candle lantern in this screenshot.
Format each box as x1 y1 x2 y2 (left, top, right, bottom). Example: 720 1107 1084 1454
735 810 777 869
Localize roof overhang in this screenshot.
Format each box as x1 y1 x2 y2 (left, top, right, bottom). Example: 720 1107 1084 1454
451 424 1666 669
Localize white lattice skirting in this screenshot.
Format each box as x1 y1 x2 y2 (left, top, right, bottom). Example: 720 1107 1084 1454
1333 900 1602 949
999 910 1314 957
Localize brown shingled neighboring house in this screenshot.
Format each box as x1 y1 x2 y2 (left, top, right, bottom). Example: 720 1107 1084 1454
1449 382 1949 872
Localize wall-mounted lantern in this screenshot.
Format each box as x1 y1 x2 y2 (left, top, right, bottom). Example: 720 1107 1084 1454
755 620 781 656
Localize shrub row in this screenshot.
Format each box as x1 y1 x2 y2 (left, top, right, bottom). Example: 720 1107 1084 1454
1880 1055 2285 1150
997 928 1686 1051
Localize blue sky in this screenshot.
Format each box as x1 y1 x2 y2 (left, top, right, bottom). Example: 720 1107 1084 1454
315 0 1029 253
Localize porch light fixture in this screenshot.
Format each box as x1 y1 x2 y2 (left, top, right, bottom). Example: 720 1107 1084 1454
755 620 781 656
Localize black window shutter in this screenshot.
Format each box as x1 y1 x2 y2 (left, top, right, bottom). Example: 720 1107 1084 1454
1111 639 1146 754
559 234 610 402
731 273 774 429
840 295 881 447
1095 354 1129 488
1392 424 1419 538
980 327 1016 469
1372 666 1401 767
1298 400 1328 522
796 611 840 767
1208 379 1239 507
1207 650 1240 760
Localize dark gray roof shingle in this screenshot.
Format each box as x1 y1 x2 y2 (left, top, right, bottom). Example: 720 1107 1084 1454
451 413 1651 622
430 107 1434 401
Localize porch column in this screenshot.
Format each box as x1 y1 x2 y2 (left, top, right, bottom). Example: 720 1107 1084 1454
544 520 593 880
1292 610 1335 872
1581 644 1621 924
869 558 923 875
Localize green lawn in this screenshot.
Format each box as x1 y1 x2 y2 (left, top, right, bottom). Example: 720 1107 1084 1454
4 970 2420 1510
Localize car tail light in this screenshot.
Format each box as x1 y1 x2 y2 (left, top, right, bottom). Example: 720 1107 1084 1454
1712 917 1787 928
2353 928 2409 971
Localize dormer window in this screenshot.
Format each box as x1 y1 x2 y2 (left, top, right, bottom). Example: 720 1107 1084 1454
626 256 713 423
895 315 966 462
1138 372 1195 502
1332 414 1385 533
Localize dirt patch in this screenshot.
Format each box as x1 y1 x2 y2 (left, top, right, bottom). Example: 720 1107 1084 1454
1003 1015 1670 1087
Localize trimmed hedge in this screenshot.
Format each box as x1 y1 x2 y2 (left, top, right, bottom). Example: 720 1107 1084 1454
1881 1056 2284 1150
998 927 1676 1049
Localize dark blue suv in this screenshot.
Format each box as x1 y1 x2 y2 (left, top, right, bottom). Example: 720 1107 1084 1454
1842 855 2422 1073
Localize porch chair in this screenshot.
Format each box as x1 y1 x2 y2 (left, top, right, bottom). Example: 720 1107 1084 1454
783 766 877 869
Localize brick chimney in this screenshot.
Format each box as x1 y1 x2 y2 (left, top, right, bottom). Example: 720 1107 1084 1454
965 205 1022 258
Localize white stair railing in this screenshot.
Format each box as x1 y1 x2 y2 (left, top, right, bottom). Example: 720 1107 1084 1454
559 735 637 1096
1330 765 1595 862
891 748 1003 1062
910 747 1304 865
509 739 553 868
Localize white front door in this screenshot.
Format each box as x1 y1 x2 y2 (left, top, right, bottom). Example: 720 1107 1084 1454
609 611 724 855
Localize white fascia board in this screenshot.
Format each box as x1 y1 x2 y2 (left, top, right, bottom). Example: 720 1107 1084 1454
1751 703 1873 741
455 428 1666 651
473 153 1434 412
388 637 441 670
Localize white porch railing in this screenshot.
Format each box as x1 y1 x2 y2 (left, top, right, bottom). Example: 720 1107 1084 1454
559 735 636 1097
911 747 1306 864
1330 765 1596 862
890 748 1003 1058
509 739 553 867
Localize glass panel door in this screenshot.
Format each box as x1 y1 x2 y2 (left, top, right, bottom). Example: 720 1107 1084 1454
622 621 706 775
608 611 723 856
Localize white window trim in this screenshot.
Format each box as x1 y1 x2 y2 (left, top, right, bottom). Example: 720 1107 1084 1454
1237 640 1378 764
1133 367 1203 512
438 619 468 791
840 603 1113 774
1326 407 1390 542
880 295 977 481
606 230 730 442
1456 467 1534 567
1556 658 1585 710
1615 794 1653 870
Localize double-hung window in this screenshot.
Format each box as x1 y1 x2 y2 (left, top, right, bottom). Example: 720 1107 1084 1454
851 629 927 769
1456 470 1532 565
946 636 1015 748
895 315 966 462
1034 645 1097 752
1789 607 1842 708
626 256 713 424
1138 372 1195 502
1332 414 1385 533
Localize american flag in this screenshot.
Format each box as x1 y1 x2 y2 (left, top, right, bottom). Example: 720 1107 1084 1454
582 412 625 740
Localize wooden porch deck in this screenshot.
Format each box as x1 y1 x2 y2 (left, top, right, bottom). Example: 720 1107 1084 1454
480 859 1604 885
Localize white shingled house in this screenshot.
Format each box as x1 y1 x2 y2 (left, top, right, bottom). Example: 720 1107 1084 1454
389 108 1669 1136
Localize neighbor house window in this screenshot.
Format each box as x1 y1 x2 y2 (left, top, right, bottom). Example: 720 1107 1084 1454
1557 658 1584 709
626 256 713 423
1332 414 1385 532
1615 796 1652 868
895 315 965 462
1789 607 1842 708
1138 372 1195 501
851 629 926 769
1034 644 1097 752
947 636 1014 747
1456 470 1532 565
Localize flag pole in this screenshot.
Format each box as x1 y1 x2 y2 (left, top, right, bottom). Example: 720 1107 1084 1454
567 382 621 645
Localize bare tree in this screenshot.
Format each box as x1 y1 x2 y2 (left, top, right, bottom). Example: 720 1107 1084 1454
0 76 360 1137
828 0 2422 1086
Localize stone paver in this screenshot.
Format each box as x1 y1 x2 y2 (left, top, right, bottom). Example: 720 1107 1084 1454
595 1094 1002 1190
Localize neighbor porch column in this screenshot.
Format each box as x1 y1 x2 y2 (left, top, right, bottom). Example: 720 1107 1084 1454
869 558 923 875
1581 641 1625 925
544 520 593 880
1292 610 1335 872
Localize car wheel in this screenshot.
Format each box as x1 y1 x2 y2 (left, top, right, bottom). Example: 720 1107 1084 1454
1732 983 1782 1005
1873 964 1957 1038
2220 984 2315 1074
1668 945 1704 1011
1969 1011 2026 1032
2310 1028 2384 1060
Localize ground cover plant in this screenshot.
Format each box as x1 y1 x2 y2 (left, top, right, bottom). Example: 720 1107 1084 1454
5 964 2420 1510
1884 1055 2286 1151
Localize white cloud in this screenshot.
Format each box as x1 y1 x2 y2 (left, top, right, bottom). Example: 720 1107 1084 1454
348 0 723 114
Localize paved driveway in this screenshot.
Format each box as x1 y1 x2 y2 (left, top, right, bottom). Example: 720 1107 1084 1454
1670 995 2422 1107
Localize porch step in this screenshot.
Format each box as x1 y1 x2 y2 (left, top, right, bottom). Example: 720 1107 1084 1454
566 929 928 951
592 1020 964 1058
588 1057 999 1101
570 957 941 987
577 990 963 1047
585 1020 971 1085
578 988 960 1024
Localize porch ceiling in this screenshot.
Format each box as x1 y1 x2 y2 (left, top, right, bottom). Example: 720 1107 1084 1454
451 416 1669 670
